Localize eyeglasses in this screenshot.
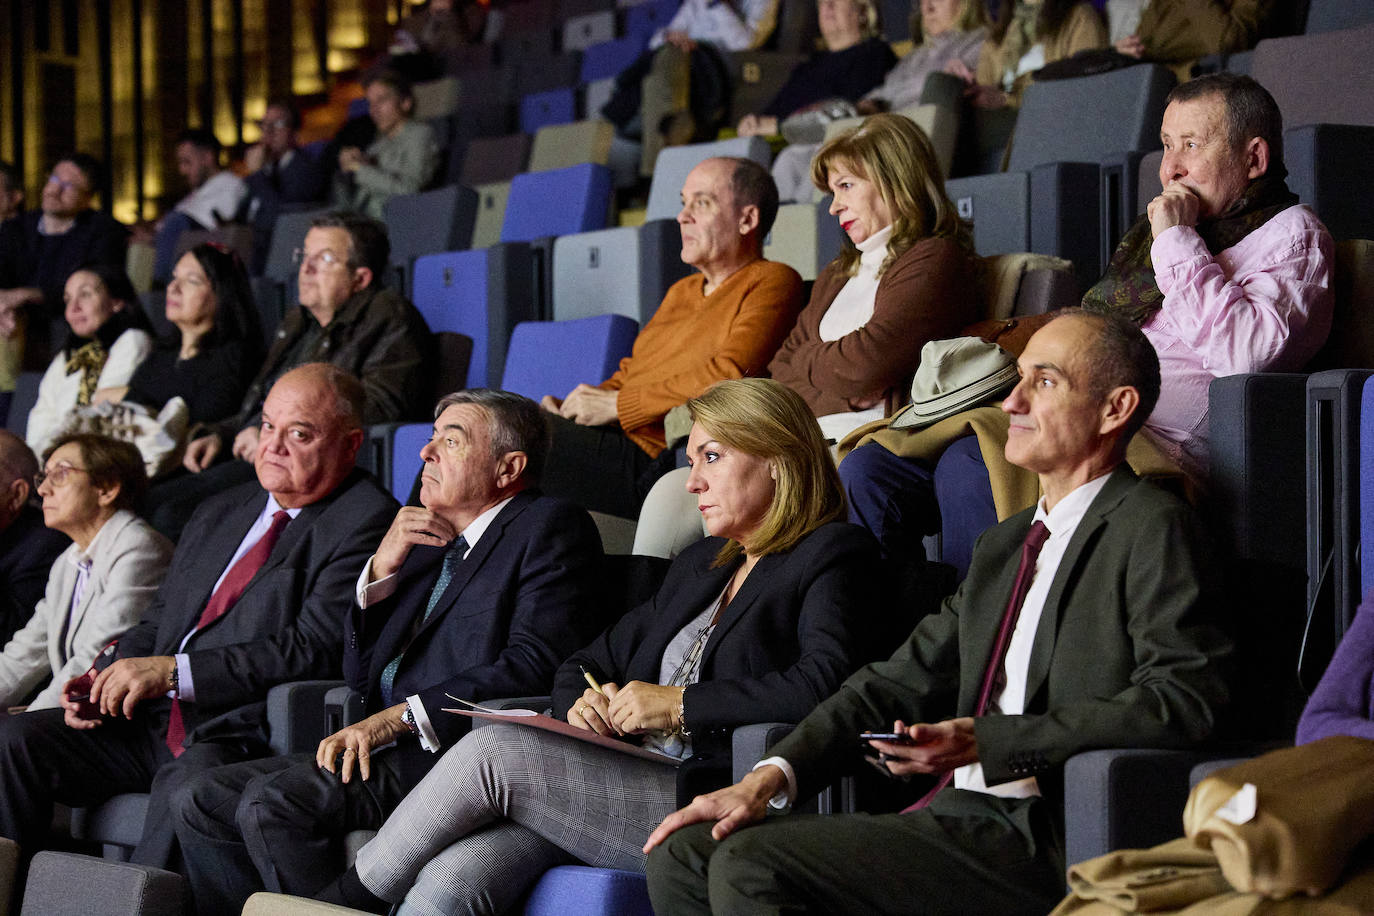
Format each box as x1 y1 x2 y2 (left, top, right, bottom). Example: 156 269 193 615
259 118 292 131
291 249 347 270
35 465 90 489
46 173 88 194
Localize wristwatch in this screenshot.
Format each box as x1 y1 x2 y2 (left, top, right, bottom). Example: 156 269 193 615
401 702 420 737
168 662 179 697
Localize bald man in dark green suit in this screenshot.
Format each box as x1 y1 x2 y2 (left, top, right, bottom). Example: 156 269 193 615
644 310 1233 915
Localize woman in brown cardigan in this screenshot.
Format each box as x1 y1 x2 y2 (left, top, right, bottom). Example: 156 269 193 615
768 113 981 444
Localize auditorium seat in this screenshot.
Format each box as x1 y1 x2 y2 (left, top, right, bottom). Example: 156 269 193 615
579 36 649 84
1251 24 1374 129
499 315 639 403
528 120 615 172
727 51 808 123
18 851 185 916
944 64 1175 290
624 0 680 44
1304 0 1374 33
643 136 772 221
520 87 577 134
501 163 614 242
383 185 479 294
411 76 463 120
459 133 533 187
763 198 845 281
562 9 616 50
551 220 689 323
512 52 583 98
470 181 515 249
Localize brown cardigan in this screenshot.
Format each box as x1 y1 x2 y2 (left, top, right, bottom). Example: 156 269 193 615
768 236 981 418
975 3 1109 106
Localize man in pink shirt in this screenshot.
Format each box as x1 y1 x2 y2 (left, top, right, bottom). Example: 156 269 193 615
839 73 1333 576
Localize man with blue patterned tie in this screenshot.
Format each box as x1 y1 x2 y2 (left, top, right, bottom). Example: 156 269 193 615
170 388 605 916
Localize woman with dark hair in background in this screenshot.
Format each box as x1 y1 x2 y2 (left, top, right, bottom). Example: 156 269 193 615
947 0 1107 108
26 264 152 456
116 243 264 425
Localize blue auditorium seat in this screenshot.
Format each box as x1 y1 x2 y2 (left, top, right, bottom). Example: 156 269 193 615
383 185 479 294
499 315 639 403
501 163 614 242
624 0 680 43
522 866 653 916
580 36 649 83
389 423 432 502
1361 375 1374 599
520 87 577 135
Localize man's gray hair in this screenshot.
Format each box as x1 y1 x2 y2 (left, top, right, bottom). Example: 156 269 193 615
434 389 550 484
1168 73 1284 168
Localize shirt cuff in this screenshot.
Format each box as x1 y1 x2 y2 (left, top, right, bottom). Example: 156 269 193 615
174 654 195 703
753 756 797 809
407 694 440 752
357 556 400 608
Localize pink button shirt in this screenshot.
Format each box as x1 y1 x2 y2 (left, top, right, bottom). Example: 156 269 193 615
1141 204 1334 479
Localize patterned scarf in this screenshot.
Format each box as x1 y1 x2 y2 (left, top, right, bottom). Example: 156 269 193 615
65 339 109 406
1082 168 1300 325
998 1 1042 89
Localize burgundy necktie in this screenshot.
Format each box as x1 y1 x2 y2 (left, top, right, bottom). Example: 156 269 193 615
165 510 292 757
903 519 1051 812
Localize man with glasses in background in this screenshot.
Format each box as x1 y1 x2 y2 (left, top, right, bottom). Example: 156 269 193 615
147 211 432 540
240 100 328 272
0 153 128 404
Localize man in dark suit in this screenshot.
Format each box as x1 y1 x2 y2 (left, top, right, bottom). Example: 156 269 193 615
0 362 396 867
644 311 1234 915
240 99 328 273
0 431 69 645
170 388 605 916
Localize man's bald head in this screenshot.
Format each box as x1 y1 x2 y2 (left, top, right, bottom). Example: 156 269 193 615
0 431 39 532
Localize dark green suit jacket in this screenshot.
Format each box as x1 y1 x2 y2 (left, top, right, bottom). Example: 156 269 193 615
771 465 1233 812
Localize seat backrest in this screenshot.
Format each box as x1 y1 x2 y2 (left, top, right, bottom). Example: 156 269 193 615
6 371 42 437
1308 239 1374 371
412 76 463 120
644 137 773 221
1251 25 1374 128
459 133 532 187
624 0 680 43
980 252 1077 320
383 185 478 270
552 221 689 323
1304 0 1374 33
728 51 808 122
1007 64 1175 172
763 199 845 281
512 52 583 97
470 181 514 249
502 163 613 242
21 851 186 916
562 10 616 50
390 423 432 502
1136 149 1164 215
529 120 615 172
519 87 577 135
580 35 647 82
499 314 639 402
1284 123 1374 242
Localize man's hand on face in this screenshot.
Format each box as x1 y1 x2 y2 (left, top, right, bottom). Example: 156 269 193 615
371 507 460 580
558 385 620 428
1148 181 1202 239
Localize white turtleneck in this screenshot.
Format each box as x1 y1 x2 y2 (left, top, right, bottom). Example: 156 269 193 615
814 224 893 442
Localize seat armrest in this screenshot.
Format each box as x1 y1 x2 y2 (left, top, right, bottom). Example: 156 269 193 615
731 723 796 784
324 685 366 732
267 680 346 755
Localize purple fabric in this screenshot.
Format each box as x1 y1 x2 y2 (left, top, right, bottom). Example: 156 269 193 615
1296 589 1374 744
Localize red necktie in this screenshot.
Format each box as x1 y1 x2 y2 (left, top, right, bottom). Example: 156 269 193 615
903 520 1051 811
165 510 292 757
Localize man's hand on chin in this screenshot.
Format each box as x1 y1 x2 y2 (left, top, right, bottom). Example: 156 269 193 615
1148 182 1202 239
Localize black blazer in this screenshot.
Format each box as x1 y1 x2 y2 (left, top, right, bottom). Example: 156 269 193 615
344 490 604 786
553 521 884 764
116 469 397 748
0 507 69 645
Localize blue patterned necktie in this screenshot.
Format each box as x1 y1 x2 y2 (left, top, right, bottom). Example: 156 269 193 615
380 535 468 705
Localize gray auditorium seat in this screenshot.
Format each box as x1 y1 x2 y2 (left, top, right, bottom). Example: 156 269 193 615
643 137 773 222
944 64 1175 290
19 852 185 916
1251 24 1374 129
552 221 691 324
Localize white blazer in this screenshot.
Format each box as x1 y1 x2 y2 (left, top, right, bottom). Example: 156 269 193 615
0 508 172 709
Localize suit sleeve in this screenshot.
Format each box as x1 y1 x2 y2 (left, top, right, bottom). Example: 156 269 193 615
183 492 395 713
0 567 64 706
30 529 172 710
973 497 1231 786
418 506 605 748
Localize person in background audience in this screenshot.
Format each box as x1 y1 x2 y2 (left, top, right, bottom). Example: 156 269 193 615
391 0 485 77
734 0 896 140
0 363 396 869
0 435 170 711
116 243 265 425
171 389 604 916
644 312 1232 916
150 211 431 540
240 100 328 272
0 154 128 389
0 432 69 647
25 264 154 456
151 129 250 285
605 0 779 174
332 69 440 221
312 378 883 915
946 0 1107 108
772 0 989 202
1111 0 1275 81
538 157 803 519
0 162 23 224
769 113 981 444
840 72 1333 577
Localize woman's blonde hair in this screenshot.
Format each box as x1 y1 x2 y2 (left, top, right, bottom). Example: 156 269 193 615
810 112 973 278
816 0 881 46
913 0 990 43
686 379 844 565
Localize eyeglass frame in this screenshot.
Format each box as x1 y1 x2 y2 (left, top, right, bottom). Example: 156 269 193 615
34 464 92 489
291 248 350 270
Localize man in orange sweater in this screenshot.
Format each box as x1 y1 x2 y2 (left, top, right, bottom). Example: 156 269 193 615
539 156 803 518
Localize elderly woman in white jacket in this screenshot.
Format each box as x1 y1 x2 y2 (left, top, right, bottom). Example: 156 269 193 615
0 433 171 710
